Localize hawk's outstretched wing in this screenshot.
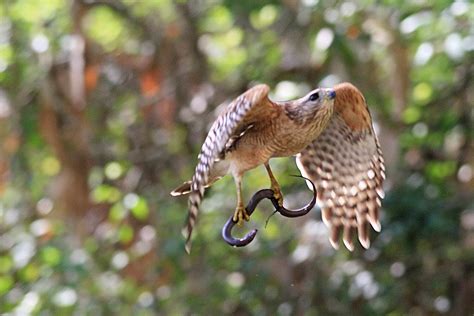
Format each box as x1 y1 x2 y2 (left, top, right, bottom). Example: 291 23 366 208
185 84 281 253
296 83 385 251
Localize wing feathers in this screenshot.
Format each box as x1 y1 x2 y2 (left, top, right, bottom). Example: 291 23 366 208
184 84 275 252
297 83 385 251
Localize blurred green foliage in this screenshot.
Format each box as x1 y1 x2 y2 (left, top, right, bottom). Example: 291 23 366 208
0 0 473 315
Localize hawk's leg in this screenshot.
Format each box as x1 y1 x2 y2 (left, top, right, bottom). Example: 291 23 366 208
264 163 283 207
232 174 250 225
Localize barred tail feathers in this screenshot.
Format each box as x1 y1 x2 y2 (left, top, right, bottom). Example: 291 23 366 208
184 156 210 253
181 85 270 253
184 184 204 253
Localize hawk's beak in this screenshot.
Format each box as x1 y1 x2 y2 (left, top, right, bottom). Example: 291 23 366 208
328 90 336 100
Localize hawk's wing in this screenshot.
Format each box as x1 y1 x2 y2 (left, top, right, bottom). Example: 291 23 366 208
296 83 385 251
185 84 280 253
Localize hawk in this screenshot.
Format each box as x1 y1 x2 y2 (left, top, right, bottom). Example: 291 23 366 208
171 82 385 252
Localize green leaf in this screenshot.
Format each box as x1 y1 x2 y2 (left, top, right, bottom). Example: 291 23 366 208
91 184 122 203
105 161 123 180
413 82 433 103
109 202 128 222
201 6 233 32
83 7 128 51
425 161 456 181
41 156 61 176
19 264 40 282
0 275 13 296
118 225 134 244
249 5 278 29
40 246 62 267
0 256 13 274
130 197 149 221
402 107 421 124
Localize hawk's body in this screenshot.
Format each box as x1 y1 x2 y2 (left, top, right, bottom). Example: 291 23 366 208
172 82 385 252
223 87 334 172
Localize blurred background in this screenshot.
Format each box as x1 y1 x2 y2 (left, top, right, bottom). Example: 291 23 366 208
0 0 473 315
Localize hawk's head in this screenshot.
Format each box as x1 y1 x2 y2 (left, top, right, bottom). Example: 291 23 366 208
286 87 336 130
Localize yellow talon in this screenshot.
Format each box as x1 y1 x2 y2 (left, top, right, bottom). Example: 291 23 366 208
233 205 250 226
265 162 284 207
272 187 284 207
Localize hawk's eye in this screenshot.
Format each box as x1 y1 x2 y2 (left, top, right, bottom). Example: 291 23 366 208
309 92 319 102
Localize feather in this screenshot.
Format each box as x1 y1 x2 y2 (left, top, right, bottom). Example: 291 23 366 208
183 84 281 252
297 83 385 250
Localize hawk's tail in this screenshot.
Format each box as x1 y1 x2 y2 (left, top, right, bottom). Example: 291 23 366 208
183 182 204 254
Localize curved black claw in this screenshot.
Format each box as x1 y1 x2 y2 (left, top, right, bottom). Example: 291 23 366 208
222 189 274 247
270 175 317 218
222 177 318 247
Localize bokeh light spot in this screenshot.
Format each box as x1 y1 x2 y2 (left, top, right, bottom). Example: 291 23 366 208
413 82 432 103
111 251 129 270
36 198 53 215
53 288 78 307
31 34 49 53
0 275 13 296
390 262 406 277
226 272 245 288
315 28 334 51
41 156 61 176
40 246 61 267
457 164 472 183
105 161 123 180
434 296 450 313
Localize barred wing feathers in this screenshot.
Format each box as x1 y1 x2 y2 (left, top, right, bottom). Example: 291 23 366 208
296 83 385 251
185 84 280 253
